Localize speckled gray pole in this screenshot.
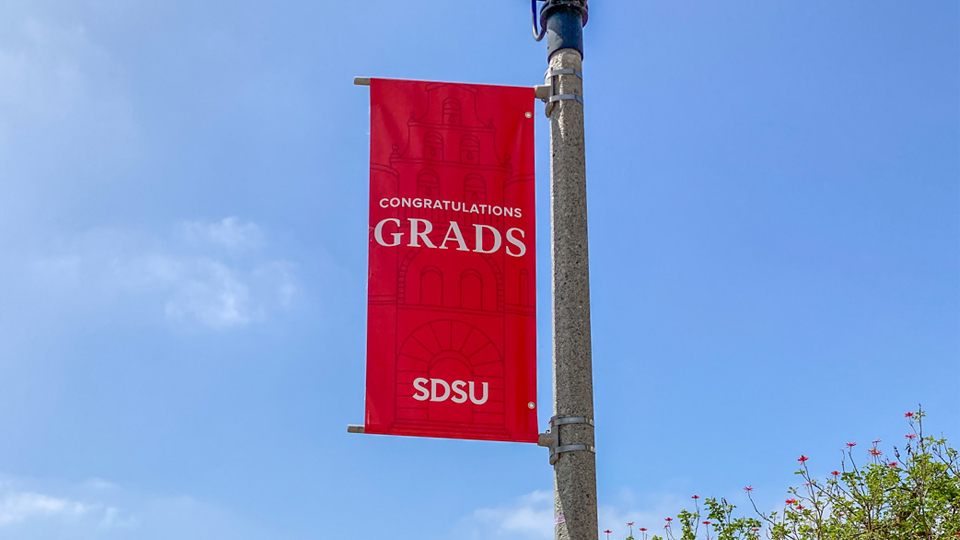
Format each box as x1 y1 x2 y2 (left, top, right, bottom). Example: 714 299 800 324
548 47 598 540
533 2 595 537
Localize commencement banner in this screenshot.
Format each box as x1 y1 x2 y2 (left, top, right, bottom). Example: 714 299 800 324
363 79 537 443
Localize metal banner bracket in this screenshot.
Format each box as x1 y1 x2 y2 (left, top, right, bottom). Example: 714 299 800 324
537 415 596 465
546 68 583 80
539 69 584 117
550 415 594 428
549 94 584 105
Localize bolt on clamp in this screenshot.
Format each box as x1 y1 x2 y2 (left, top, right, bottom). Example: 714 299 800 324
537 415 596 465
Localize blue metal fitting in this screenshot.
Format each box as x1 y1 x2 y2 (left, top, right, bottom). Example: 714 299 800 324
539 0 588 58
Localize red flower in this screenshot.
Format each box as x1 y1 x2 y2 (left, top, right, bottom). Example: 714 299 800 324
905 411 915 418
872 438 882 444
869 448 882 456
627 522 634 526
831 470 841 476
744 485 754 492
906 433 917 440
639 528 647 532
665 517 673 522
604 530 612 534
796 505 805 510
846 442 857 448
703 521 712 525
785 499 797 505
691 494 699 500
751 527 760 532
889 462 898 468
798 455 809 462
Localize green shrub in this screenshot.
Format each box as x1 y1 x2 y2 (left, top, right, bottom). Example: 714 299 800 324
624 408 958 540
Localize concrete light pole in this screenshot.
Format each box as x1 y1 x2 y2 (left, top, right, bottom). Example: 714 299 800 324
533 2 596 540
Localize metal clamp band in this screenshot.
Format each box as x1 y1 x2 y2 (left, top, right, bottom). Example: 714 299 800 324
550 415 594 427
541 68 584 115
542 415 596 464
548 94 584 105
550 443 596 465
555 444 596 454
546 68 583 80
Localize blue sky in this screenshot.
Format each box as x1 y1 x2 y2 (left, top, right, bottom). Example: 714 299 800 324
0 1 957 539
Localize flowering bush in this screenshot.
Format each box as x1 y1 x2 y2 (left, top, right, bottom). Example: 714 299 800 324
620 408 959 540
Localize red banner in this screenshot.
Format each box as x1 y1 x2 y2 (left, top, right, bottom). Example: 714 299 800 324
363 79 537 443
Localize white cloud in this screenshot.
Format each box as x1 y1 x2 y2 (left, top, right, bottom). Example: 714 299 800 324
456 489 697 540
181 217 266 252
162 259 252 328
597 493 688 539
0 486 136 531
99 506 139 529
0 492 94 526
30 218 299 330
0 474 281 539
83 479 120 491
456 490 553 540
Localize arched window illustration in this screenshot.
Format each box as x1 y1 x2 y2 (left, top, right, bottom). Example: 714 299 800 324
519 269 530 306
417 170 440 198
463 174 486 203
395 320 506 431
424 132 443 161
460 270 483 310
460 135 480 164
442 98 462 125
420 267 443 306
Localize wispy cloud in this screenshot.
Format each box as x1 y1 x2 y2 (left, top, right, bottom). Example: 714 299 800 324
0 487 136 531
456 489 697 540
0 492 94 526
181 217 266 252
31 218 299 330
0 474 281 539
597 491 690 539
455 490 553 540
